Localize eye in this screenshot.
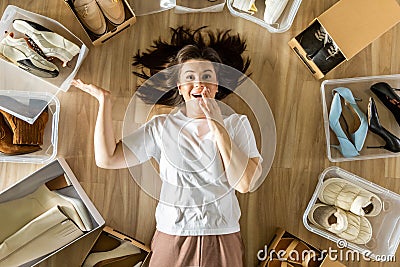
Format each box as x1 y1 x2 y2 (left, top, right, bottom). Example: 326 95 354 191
185 74 195 81
202 73 212 80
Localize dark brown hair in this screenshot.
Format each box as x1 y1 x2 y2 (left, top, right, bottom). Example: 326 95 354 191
133 26 250 106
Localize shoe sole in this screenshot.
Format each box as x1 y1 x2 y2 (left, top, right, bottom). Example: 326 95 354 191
0 40 59 78
13 19 80 64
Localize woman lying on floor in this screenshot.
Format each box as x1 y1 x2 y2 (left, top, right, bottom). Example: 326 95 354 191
73 27 263 267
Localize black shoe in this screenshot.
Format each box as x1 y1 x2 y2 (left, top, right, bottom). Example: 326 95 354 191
312 37 345 74
370 82 400 127
296 20 327 58
367 97 400 153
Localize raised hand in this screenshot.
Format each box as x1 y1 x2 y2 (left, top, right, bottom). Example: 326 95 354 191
71 79 110 101
198 87 224 134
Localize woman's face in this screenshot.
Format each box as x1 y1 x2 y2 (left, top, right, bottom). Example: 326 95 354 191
177 59 218 102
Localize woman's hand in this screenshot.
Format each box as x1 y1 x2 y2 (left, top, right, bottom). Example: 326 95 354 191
198 87 224 134
72 79 110 102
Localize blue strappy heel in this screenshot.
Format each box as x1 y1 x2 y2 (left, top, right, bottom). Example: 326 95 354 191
329 87 368 157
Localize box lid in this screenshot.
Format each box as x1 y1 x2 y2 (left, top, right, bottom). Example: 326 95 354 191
318 0 400 59
0 5 88 123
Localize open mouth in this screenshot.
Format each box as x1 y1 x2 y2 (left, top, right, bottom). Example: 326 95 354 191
191 94 202 98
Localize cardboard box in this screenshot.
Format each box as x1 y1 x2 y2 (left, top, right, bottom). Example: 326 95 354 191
64 0 136 45
0 158 105 266
258 228 346 267
83 226 151 267
288 0 400 79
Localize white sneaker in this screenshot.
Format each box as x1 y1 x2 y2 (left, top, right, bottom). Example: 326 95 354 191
0 34 59 78
13 19 80 67
264 0 289 24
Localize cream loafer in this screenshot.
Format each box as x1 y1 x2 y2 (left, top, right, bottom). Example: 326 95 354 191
96 0 125 25
74 0 107 36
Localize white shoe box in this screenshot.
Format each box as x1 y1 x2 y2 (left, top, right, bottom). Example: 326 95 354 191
0 158 105 267
303 167 400 261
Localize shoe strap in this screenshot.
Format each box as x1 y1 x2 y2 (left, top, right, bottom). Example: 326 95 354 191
283 239 300 258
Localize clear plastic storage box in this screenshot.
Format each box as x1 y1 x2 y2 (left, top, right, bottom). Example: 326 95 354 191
227 0 302 33
303 167 400 261
0 5 88 122
0 91 59 164
321 74 400 162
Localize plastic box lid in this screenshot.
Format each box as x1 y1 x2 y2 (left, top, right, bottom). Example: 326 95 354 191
0 5 88 123
303 167 400 261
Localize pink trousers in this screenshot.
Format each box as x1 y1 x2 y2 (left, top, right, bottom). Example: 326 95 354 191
149 230 245 267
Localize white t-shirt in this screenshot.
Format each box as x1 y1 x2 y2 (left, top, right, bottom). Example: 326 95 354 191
123 110 262 236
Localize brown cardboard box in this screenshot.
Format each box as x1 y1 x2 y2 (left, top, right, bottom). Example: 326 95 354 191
258 228 346 267
288 0 400 79
83 226 151 267
64 0 136 45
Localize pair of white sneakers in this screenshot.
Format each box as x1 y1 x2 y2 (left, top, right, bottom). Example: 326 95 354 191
232 0 289 24
0 19 80 78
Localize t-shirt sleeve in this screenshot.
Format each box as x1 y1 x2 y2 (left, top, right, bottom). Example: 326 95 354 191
228 114 263 162
122 117 161 163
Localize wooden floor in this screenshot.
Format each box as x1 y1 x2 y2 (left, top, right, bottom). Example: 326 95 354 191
1 0 400 266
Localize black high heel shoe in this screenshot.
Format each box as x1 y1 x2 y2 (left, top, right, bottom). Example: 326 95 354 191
367 97 400 153
370 82 400 126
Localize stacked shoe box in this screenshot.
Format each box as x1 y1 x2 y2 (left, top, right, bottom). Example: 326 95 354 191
0 5 88 163
64 0 136 45
288 0 400 79
0 158 105 266
304 167 400 261
321 74 400 162
227 0 302 33
82 226 151 267
258 228 346 267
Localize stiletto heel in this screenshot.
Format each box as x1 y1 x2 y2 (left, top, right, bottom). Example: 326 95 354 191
370 82 400 126
367 97 400 153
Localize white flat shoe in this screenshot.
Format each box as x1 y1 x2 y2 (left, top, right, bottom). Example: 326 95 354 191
13 19 80 67
319 178 382 217
308 203 372 244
